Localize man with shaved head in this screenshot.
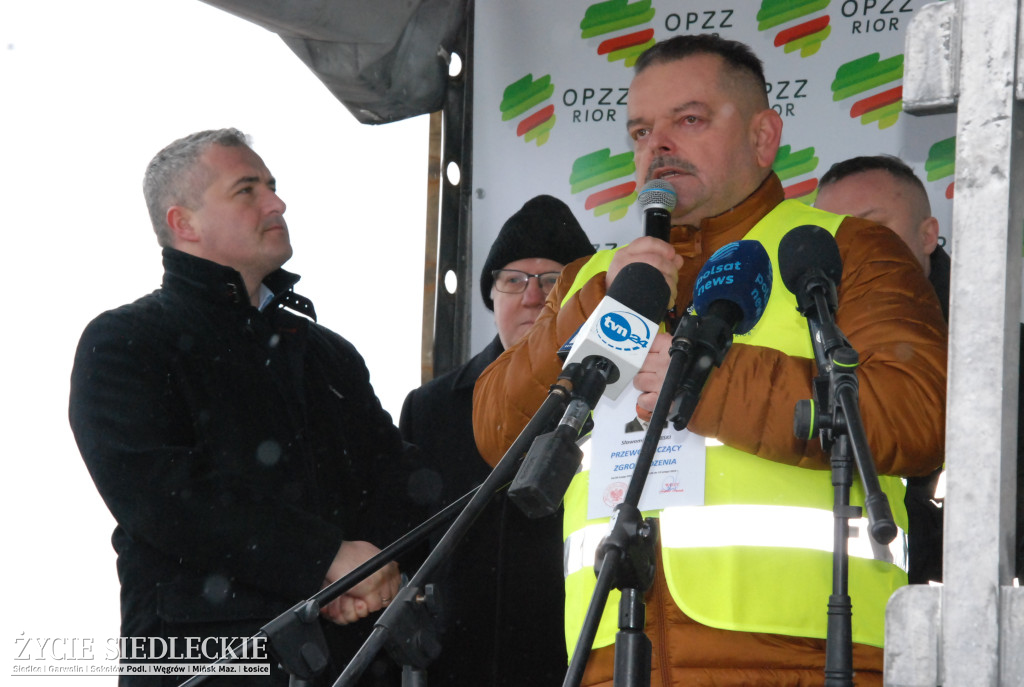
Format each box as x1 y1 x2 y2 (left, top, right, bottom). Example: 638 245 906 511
817 155 941 295
817 153 1024 586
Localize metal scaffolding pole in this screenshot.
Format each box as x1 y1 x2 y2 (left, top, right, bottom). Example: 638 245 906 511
886 1 1024 685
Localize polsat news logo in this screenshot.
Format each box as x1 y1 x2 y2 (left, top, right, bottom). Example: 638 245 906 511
597 310 652 352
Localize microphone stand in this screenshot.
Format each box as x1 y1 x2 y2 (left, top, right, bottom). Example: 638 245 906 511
509 356 620 518
563 314 703 687
178 490 474 687
331 365 582 687
181 366 581 687
790 284 896 687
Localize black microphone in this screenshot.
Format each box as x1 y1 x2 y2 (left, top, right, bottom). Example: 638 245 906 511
779 225 896 544
779 224 842 313
670 240 773 429
638 179 677 241
778 225 846 371
509 262 671 519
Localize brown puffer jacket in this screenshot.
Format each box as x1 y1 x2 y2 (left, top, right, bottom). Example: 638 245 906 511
472 174 947 686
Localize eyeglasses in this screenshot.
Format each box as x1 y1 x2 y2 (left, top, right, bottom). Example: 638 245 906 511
491 269 561 295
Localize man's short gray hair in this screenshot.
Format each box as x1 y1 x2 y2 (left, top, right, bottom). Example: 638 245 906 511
142 128 250 247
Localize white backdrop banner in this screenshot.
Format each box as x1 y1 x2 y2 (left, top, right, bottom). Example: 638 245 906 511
469 0 956 352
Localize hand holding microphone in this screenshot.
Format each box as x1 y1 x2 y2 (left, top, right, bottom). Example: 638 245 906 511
607 239 683 310
606 180 684 306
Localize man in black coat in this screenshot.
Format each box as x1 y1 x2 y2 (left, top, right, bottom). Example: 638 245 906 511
69 129 405 686
817 154 1024 583
399 195 595 686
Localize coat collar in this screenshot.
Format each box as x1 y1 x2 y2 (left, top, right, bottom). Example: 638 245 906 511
666 173 785 260
451 335 505 390
160 248 316 321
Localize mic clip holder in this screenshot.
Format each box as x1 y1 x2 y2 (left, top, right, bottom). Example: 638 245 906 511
794 272 849 377
595 505 659 687
378 583 444 671
509 358 609 519
262 599 330 683
794 346 897 545
594 504 658 593
792 270 838 318
669 312 733 431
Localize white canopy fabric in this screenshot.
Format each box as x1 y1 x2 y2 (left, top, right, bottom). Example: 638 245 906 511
200 0 466 124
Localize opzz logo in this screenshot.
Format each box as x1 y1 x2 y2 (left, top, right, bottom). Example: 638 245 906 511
597 311 652 351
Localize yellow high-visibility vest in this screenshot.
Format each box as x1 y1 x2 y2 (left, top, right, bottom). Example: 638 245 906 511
560 200 908 655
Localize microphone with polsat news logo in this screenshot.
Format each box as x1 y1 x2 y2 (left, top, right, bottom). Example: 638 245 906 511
669 239 773 430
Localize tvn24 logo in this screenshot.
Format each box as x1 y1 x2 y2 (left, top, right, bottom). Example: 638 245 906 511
597 311 652 351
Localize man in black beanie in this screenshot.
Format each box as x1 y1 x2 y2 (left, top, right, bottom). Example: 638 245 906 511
399 195 594 686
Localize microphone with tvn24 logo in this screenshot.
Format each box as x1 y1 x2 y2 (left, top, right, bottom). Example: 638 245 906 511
670 240 772 430
638 179 677 241
508 262 671 519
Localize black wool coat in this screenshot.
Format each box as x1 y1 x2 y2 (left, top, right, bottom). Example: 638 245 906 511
399 335 567 687
70 248 406 686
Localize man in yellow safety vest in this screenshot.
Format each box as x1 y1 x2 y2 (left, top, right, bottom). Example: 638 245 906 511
472 34 947 686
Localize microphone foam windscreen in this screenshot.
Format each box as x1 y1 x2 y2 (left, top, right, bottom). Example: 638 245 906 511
693 240 772 335
778 225 843 295
607 261 671 323
637 179 678 213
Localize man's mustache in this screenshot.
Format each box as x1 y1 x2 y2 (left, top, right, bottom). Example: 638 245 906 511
646 156 698 182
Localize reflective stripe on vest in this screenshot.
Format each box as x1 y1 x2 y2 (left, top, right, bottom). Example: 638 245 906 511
560 200 909 656
566 506 908 577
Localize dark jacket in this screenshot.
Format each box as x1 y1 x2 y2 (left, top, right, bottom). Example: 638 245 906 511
907 246 1024 582
399 336 567 687
69 248 403 686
